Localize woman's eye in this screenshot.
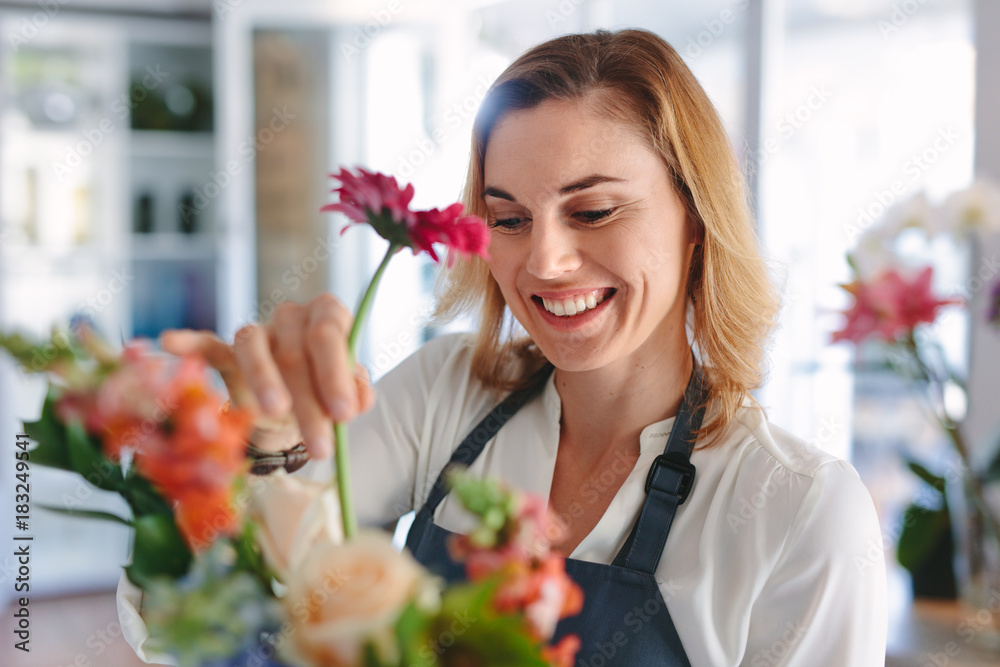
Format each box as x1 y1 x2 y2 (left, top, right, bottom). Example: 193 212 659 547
489 217 528 230
574 208 616 223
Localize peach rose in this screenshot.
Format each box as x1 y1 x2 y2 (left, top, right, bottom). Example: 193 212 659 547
282 531 434 667
246 470 343 580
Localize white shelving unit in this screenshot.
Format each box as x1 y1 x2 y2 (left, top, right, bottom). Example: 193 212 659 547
0 10 216 599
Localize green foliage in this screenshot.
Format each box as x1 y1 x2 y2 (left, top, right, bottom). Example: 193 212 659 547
908 460 946 492
447 469 520 549
434 580 549 667
121 471 174 517
362 575 554 667
897 503 951 571
231 519 276 594
65 420 125 491
22 391 73 471
141 543 282 667
126 515 193 589
0 329 77 372
37 506 132 526
897 459 950 573
21 390 189 589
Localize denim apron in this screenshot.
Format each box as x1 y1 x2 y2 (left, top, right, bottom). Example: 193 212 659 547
405 360 707 666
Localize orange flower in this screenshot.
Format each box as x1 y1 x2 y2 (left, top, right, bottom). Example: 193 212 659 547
93 349 253 550
173 487 240 551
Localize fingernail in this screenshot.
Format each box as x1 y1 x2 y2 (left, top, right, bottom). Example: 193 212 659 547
261 389 283 414
329 398 351 422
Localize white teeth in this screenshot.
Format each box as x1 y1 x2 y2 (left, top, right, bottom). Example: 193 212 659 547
540 290 609 317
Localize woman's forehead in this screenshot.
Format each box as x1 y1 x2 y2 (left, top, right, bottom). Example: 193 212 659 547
483 99 660 194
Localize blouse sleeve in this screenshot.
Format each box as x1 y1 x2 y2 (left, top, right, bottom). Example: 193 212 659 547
740 459 888 666
346 333 469 528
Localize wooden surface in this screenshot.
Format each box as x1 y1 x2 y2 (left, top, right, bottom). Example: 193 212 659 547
0 590 164 667
886 599 1000 666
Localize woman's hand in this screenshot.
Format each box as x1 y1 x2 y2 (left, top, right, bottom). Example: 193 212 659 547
159 293 376 459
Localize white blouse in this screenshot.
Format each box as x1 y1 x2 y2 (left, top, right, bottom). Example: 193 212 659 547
345 333 888 666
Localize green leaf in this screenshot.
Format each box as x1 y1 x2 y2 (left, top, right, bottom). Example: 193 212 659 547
907 460 946 495
231 520 274 592
394 602 434 667
434 579 550 667
37 505 132 527
65 420 124 491
0 329 76 373
23 392 72 471
125 514 192 589
121 471 173 518
897 503 950 572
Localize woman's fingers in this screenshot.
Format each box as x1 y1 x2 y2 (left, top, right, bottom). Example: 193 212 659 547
159 329 256 409
232 324 290 417
304 294 358 423
270 302 334 459
160 293 374 463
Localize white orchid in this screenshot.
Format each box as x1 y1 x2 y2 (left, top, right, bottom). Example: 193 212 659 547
935 178 1000 238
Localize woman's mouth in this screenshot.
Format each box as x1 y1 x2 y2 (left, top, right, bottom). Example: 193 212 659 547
533 288 616 317
531 287 618 333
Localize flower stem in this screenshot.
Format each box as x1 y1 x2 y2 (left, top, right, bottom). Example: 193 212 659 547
904 336 1000 550
335 243 399 540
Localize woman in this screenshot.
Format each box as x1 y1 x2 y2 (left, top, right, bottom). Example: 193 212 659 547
164 29 886 665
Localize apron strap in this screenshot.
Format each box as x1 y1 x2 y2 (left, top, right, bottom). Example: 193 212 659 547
419 363 555 515
612 359 708 574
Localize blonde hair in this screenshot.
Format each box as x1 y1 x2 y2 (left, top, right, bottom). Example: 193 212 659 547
436 29 779 446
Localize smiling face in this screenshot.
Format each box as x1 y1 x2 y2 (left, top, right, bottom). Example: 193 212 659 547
483 96 696 373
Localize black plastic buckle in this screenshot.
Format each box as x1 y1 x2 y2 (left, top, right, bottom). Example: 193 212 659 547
644 452 696 504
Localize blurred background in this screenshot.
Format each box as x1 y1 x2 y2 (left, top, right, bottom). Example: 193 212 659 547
0 0 998 664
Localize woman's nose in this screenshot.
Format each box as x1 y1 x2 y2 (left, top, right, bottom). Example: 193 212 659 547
525 216 582 280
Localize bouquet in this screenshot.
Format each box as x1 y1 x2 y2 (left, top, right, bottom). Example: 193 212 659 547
0 167 582 667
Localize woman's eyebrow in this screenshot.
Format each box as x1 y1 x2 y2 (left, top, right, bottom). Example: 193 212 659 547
483 186 515 201
483 174 625 201
559 174 625 194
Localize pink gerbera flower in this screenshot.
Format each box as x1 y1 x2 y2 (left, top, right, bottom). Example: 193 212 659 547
322 166 490 265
